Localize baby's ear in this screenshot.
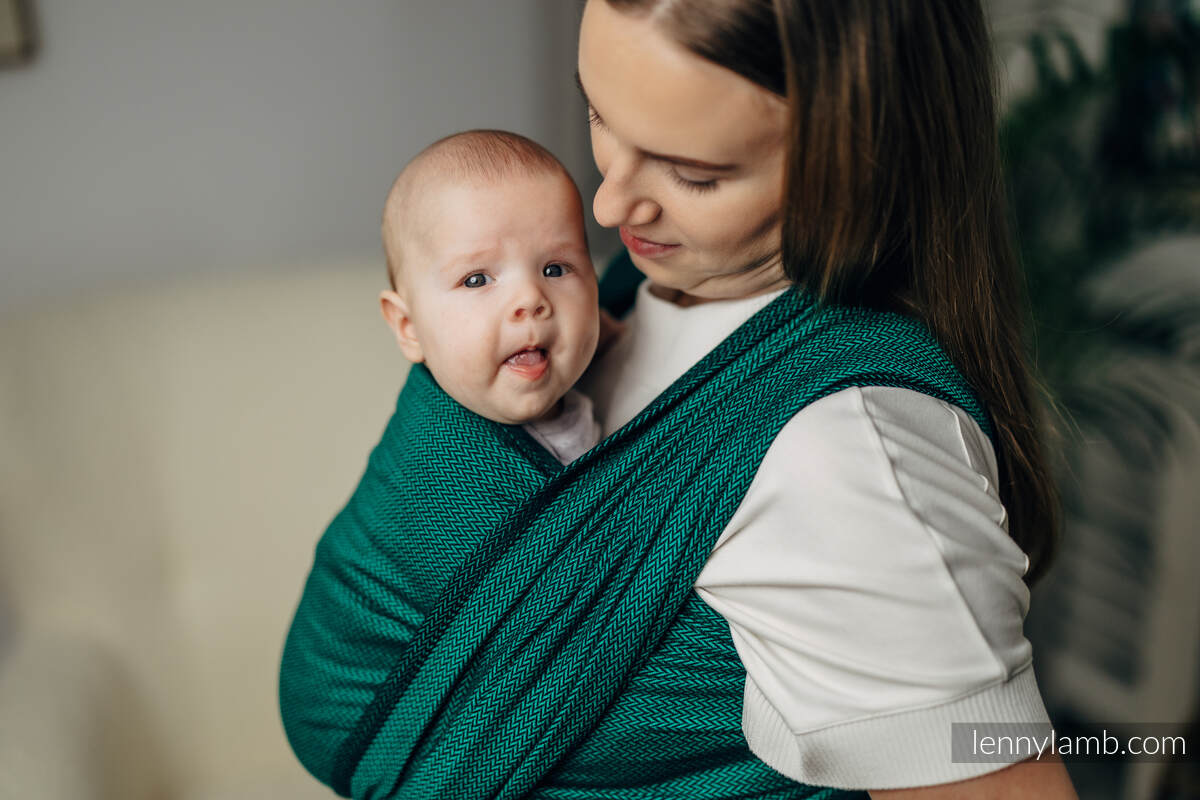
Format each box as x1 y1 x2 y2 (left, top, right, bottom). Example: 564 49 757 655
378 289 425 363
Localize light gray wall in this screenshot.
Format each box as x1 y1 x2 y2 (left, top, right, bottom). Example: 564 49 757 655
0 1 596 314
1 1 1129 316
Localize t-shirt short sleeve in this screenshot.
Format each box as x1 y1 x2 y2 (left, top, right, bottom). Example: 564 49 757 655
693 385 1051 791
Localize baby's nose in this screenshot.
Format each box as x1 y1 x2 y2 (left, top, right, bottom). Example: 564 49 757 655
511 288 551 320
512 300 549 320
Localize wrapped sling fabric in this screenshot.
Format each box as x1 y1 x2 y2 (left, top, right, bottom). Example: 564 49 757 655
279 256 997 800
279 362 560 788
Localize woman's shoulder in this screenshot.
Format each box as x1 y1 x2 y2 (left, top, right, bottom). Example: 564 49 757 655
792 383 1003 514
707 383 1023 569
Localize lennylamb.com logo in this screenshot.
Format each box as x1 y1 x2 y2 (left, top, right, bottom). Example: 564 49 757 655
951 723 1195 763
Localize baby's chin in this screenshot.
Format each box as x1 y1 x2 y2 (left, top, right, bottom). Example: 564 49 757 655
490 394 564 426
459 385 565 427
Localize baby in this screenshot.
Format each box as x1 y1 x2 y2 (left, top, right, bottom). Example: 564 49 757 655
278 132 609 789
376 129 603 463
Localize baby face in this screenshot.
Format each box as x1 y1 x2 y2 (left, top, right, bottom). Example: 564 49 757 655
387 171 600 425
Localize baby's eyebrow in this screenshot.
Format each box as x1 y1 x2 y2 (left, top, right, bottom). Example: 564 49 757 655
574 69 737 173
441 248 497 271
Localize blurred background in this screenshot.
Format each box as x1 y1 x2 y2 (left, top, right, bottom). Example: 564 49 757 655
0 1 1196 799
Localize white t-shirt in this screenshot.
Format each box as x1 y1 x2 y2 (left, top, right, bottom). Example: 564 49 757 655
578 279 1051 791
523 389 602 465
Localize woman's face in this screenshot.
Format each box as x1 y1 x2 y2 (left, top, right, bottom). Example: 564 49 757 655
577 0 790 303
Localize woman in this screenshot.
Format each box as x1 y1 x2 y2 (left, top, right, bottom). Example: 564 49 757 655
573 0 1078 797
283 1 1081 797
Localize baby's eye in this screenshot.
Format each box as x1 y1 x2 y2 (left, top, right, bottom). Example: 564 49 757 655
463 273 489 288
543 263 567 278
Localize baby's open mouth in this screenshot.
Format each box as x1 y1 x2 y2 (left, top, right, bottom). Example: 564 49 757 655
506 347 546 365
504 347 550 380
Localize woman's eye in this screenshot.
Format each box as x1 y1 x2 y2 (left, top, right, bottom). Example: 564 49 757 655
463 273 489 288
670 169 719 194
543 263 567 278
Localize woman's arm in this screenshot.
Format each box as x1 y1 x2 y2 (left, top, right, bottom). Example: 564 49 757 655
871 753 1078 799
694 385 1063 791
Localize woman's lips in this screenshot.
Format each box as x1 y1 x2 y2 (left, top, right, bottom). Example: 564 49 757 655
620 227 680 258
504 347 549 380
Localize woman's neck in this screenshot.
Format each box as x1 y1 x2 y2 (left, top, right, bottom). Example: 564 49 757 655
646 284 709 307
646 280 789 308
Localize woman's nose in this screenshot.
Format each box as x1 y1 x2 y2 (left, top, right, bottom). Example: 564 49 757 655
592 161 660 229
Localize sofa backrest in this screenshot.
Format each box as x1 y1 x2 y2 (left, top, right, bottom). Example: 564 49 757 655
0 262 409 791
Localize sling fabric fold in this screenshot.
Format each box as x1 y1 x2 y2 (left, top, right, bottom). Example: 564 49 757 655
279 258 995 799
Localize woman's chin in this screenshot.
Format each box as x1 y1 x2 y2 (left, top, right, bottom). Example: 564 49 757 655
628 256 691 291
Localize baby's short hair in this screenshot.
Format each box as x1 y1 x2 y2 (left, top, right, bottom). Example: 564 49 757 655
382 130 577 292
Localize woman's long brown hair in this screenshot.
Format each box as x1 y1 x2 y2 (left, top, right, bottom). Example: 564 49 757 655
606 0 1059 583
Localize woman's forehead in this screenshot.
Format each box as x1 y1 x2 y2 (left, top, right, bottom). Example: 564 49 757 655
577 0 786 164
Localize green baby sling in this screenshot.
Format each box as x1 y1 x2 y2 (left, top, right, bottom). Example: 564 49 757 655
278 252 997 799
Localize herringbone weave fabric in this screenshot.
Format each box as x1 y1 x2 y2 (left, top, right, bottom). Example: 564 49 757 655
279 269 995 800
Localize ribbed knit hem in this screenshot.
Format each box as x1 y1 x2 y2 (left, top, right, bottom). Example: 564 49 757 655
742 662 1051 790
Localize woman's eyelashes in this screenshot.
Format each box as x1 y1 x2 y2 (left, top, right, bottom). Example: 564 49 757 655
589 105 719 194
586 105 605 130
670 169 719 193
